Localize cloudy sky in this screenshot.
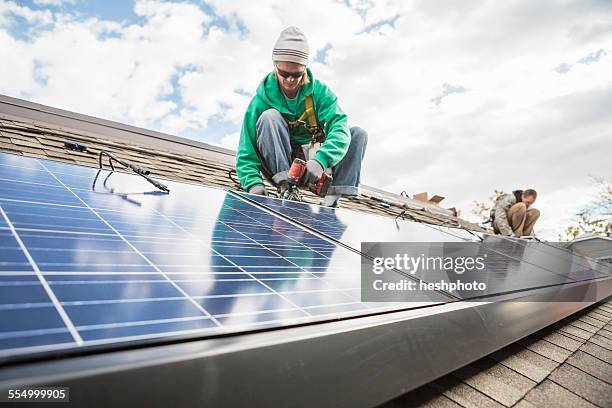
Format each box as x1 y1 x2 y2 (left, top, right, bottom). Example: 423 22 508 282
1 0 611 239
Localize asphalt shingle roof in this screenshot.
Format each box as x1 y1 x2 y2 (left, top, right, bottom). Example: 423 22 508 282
381 299 612 408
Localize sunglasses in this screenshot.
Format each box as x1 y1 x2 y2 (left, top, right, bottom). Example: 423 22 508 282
275 66 305 80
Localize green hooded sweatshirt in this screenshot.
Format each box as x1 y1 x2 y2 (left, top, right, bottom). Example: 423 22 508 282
236 68 350 192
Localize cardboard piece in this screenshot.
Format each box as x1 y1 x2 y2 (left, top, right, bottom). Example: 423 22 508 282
412 192 445 205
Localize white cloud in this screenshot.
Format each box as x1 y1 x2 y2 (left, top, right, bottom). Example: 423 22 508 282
33 0 78 7
217 132 240 151
1 0 611 240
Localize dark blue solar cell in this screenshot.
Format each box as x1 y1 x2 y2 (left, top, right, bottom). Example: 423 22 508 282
50 281 183 302
0 202 110 233
64 299 207 326
0 161 59 186
177 280 270 297
0 180 82 206
224 256 295 267
0 284 50 304
0 275 38 282
0 154 42 169
0 248 30 263
0 231 32 273
18 231 128 251
213 245 278 257
44 274 166 282
0 307 67 332
28 248 149 265
242 266 304 274
37 263 157 273
0 332 74 350
251 272 314 279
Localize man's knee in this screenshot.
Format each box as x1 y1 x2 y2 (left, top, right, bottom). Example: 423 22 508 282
257 109 285 132
256 109 289 148
350 126 368 147
527 208 540 220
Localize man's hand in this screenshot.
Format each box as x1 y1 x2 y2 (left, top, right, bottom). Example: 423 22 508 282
248 184 267 196
302 159 324 185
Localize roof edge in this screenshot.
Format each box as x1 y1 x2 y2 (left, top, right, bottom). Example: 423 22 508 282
0 94 236 165
360 184 454 216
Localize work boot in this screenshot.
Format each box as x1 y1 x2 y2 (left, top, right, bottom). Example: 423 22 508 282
322 194 340 207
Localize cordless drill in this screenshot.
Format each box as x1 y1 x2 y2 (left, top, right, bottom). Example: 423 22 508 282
287 158 332 197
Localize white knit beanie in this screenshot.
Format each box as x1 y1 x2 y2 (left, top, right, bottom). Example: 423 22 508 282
272 26 309 66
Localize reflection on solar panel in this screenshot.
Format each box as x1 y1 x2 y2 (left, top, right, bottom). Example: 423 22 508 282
241 193 611 299
240 193 469 248
0 152 452 362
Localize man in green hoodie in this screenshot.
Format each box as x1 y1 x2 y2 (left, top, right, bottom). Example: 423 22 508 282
236 26 368 207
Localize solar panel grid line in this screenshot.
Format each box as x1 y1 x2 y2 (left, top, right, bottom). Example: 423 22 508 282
0 205 83 345
272 287 361 295
44 326 223 349
59 296 187 306
0 197 87 211
9 227 117 237
46 277 254 284
148 207 314 318
51 278 259 285
0 302 53 311
213 307 301 319
42 271 248 276
0 177 61 189
225 193 365 303
217 207 362 304
36 161 225 329
0 341 78 359
0 273 36 278
0 327 69 340
76 316 213 332
210 238 333 251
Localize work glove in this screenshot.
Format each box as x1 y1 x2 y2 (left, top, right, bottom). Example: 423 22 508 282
248 184 267 196
302 159 324 185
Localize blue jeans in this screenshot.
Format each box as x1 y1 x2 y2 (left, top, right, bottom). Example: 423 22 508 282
256 108 367 196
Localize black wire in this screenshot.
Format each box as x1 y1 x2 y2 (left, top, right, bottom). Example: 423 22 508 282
97 150 169 193
228 169 242 190
389 198 485 241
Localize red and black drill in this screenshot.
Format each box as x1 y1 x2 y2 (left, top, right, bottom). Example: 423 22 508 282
285 158 332 199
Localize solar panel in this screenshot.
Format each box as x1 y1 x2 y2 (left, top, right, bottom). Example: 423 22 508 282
240 193 609 299
0 152 452 362
432 225 612 280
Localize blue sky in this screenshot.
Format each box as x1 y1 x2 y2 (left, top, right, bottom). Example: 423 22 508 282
1 0 611 239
